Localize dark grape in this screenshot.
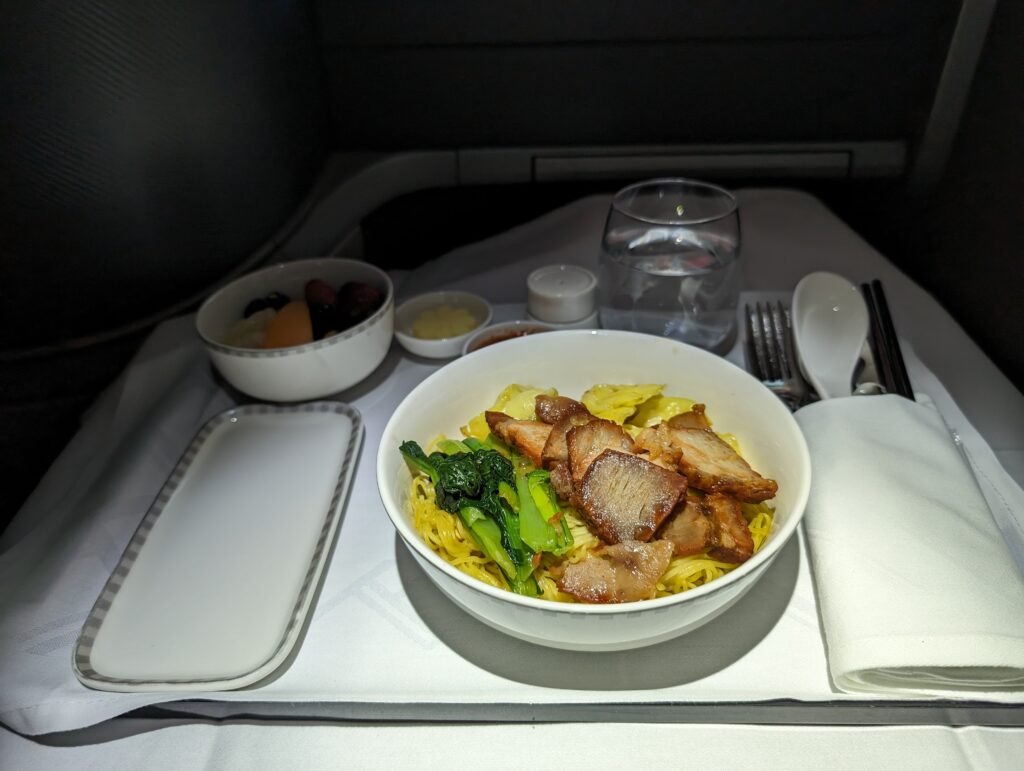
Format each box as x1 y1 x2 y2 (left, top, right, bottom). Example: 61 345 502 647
243 297 269 318
309 302 337 340
337 282 384 327
264 292 290 311
305 279 337 307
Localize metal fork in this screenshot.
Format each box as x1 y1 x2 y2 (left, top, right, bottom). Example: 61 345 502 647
744 301 812 410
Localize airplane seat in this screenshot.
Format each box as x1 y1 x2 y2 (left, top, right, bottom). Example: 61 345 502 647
0 0 997 530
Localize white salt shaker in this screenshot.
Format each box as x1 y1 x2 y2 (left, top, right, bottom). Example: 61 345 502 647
526 264 598 329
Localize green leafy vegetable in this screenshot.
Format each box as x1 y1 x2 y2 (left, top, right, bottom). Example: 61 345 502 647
400 440 537 595
399 441 439 485
514 463 574 555
437 438 471 455
457 506 516 579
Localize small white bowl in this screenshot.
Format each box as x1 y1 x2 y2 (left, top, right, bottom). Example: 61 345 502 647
461 319 556 356
394 291 492 359
377 330 811 651
196 258 394 402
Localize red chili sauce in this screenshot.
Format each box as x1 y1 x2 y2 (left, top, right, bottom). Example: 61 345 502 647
469 327 550 352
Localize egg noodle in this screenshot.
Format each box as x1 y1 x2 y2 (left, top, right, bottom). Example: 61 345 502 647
408 384 774 603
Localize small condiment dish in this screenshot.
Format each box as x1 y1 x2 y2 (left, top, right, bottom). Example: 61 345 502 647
394 291 492 359
461 319 555 356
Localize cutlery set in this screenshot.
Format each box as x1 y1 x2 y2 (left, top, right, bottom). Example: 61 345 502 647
746 273 913 408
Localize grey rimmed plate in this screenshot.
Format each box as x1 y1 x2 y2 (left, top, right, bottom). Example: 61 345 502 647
73 402 361 692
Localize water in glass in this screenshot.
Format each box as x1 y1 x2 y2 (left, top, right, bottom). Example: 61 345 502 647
599 222 739 351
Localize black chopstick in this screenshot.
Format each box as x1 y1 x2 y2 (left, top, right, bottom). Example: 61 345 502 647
871 280 914 398
860 280 914 399
860 284 896 394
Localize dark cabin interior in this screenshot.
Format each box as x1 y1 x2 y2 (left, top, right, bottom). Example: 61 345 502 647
1 0 1021 532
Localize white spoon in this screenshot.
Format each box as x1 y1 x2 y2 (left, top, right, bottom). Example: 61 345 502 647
791 272 870 399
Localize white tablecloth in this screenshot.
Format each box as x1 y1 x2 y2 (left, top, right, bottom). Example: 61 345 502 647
2 190 1022 766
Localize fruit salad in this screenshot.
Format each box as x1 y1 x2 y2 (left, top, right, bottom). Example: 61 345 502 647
223 278 385 349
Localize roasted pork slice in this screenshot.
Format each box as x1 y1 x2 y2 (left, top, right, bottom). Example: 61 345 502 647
634 424 682 471
566 419 635 484
484 410 512 433
548 461 577 504
484 411 552 467
658 496 713 557
704 492 755 563
666 404 711 430
578 449 687 543
541 412 596 466
558 539 674 603
535 394 591 424
670 427 778 503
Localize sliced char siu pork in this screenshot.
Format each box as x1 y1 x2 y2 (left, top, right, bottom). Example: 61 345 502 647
658 496 713 557
666 426 778 503
578 449 687 543
565 419 635 485
658 492 755 564
541 412 595 467
547 461 576 503
536 395 598 468
534 394 591 424
484 411 551 468
484 396 593 469
558 539 675 603
633 423 683 471
666 404 712 430
703 492 755 563
556 413 687 544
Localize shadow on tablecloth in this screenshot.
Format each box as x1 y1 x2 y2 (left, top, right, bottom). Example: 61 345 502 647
395 532 800 691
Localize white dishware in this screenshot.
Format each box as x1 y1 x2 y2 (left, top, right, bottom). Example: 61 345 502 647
394 290 492 358
791 271 870 399
74 402 363 692
526 264 597 324
196 258 394 402
461 319 555 355
376 330 811 651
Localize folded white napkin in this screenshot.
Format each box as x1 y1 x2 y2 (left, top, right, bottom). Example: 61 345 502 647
795 394 1024 698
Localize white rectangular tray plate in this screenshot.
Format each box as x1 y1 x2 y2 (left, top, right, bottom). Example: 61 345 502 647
73 402 362 692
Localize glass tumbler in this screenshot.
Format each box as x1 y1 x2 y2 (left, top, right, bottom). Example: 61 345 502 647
597 178 741 352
